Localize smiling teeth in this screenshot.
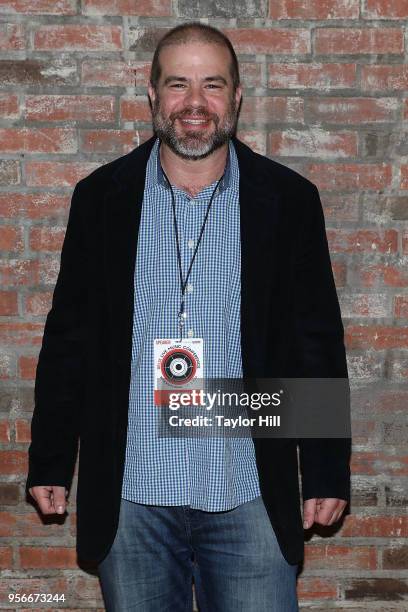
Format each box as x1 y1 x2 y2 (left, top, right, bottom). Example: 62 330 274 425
182 119 207 124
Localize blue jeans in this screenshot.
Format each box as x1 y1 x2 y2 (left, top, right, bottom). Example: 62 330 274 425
97 495 299 611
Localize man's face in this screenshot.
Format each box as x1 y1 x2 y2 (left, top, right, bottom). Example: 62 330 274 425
148 42 242 160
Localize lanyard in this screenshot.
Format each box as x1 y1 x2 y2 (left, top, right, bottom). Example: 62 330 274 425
159 149 226 341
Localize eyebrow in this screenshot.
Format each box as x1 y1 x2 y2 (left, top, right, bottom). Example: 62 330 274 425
163 75 228 86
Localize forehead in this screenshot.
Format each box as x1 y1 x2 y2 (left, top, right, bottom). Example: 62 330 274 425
158 41 232 79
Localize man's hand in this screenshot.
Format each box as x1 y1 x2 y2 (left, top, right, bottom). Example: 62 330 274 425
29 486 68 515
303 497 347 529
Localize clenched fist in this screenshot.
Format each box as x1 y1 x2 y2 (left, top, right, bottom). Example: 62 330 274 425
29 485 68 515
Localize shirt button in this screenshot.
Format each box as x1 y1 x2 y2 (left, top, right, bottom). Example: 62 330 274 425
188 239 194 249
187 328 194 337
186 284 193 293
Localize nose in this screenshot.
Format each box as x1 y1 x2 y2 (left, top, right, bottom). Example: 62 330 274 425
183 83 208 108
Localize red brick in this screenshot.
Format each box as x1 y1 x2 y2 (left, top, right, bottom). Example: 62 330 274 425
269 129 357 158
351 450 408 476
29 227 66 252
346 325 408 349
120 97 152 122
34 25 122 51
80 129 147 154
19 546 77 569
0 93 19 119
363 0 408 18
304 545 377 570
0 421 10 443
269 63 356 89
350 262 408 288
321 193 359 223
239 97 304 124
1 509 72 537
374 390 408 413
342 514 408 537
0 192 69 219
306 163 392 190
332 260 347 286
0 128 77 154
0 450 27 475
25 161 100 187
403 230 408 254
394 296 408 318
351 419 376 445
383 545 408 569
327 229 398 254
401 166 408 190
0 546 12 569
0 23 24 50
24 291 53 316
0 291 18 316
82 0 171 16
225 28 310 55
0 259 40 286
297 577 338 600
269 0 359 19
81 60 151 87
25 95 115 123
315 28 404 55
236 131 267 156
0 322 44 346
306 96 399 124
0 0 77 14
240 63 263 88
19 355 37 380
362 65 408 91
0 226 24 252
15 418 30 443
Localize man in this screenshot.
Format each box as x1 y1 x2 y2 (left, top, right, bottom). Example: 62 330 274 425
26 22 351 611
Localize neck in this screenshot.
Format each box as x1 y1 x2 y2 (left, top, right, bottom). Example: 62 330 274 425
159 141 229 197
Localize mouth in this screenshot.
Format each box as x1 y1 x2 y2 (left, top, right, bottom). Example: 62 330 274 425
177 117 211 128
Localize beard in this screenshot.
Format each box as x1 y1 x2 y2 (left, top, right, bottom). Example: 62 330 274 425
151 94 239 160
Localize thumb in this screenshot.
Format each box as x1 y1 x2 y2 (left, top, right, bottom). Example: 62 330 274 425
52 486 68 514
303 498 317 529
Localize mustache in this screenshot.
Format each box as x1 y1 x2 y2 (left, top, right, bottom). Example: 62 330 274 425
171 111 215 121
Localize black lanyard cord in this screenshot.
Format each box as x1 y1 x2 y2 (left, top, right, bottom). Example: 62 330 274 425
159 150 226 339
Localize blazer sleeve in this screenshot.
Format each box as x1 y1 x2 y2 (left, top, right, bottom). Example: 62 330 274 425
294 182 351 503
25 181 86 495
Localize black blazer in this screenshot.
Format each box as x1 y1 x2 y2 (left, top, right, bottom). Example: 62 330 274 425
26 135 351 567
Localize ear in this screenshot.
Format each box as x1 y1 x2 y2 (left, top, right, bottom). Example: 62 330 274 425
148 82 156 106
235 84 242 108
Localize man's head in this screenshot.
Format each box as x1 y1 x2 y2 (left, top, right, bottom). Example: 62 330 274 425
148 23 242 160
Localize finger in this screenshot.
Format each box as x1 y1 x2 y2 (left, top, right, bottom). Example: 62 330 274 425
315 498 340 526
327 502 347 526
52 486 68 514
303 498 317 529
36 486 54 515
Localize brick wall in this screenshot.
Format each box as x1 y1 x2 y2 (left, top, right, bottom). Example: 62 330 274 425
0 1 407 609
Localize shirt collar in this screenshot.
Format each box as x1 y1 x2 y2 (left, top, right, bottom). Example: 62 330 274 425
145 137 239 196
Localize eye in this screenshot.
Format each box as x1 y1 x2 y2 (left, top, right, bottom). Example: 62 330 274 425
206 84 221 89
170 83 186 88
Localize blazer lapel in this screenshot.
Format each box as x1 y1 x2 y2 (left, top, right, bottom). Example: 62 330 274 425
103 136 156 366
232 137 283 378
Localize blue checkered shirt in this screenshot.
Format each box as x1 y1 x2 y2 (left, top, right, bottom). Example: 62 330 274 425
121 137 261 510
